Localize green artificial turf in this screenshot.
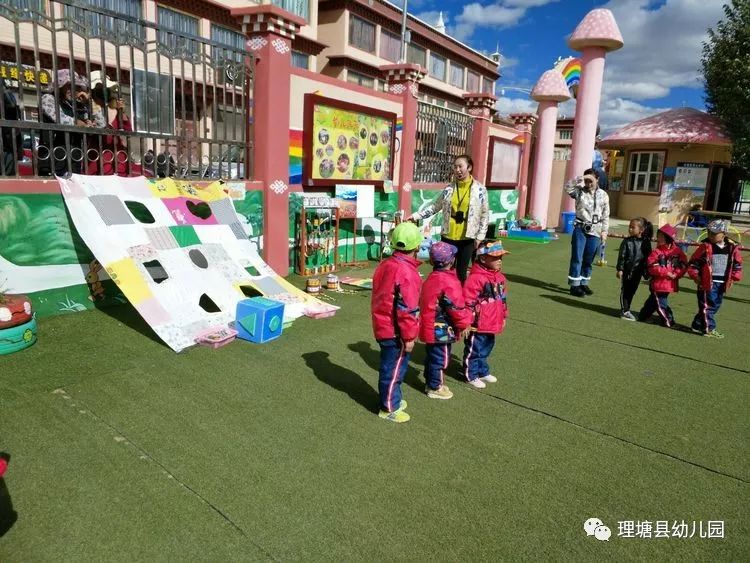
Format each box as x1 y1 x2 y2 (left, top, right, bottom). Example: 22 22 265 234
1 237 748 560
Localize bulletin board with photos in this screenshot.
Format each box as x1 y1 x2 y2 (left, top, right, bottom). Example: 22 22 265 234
303 94 396 187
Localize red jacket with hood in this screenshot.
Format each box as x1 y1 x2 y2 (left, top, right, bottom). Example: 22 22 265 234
463 262 508 334
371 252 421 341
419 268 472 344
647 243 687 293
687 240 743 291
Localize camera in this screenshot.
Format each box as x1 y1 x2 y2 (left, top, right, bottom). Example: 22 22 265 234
582 222 593 234
452 210 465 224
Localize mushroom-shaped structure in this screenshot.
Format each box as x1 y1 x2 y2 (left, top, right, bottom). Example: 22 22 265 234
599 108 731 147
562 8 623 215
529 70 570 228
568 8 623 52
531 69 572 103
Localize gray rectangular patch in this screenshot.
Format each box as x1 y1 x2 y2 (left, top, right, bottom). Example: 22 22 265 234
208 198 238 225
89 194 134 225
146 226 178 250
229 222 247 240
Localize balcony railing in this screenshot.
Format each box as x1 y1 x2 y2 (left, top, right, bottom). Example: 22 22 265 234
0 0 254 180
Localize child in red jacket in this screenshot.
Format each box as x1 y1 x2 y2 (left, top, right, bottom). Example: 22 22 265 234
371 222 423 423
688 220 743 338
637 224 687 327
462 240 509 388
419 242 472 400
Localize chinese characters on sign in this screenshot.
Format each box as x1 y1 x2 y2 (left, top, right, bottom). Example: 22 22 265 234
617 520 724 539
0 62 51 86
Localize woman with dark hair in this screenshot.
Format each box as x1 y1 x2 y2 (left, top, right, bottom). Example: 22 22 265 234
565 167 610 297
407 154 489 283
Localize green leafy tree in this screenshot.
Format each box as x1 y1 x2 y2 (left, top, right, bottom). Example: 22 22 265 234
702 0 750 171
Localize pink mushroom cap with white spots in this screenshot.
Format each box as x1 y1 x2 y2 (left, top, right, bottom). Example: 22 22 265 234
531 69 571 103
568 8 623 52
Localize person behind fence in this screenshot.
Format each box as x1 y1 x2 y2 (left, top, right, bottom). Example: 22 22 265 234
637 224 687 328
616 217 653 321
686 204 708 228
1 81 23 176
418 241 472 401
687 220 743 339
39 70 95 176
565 168 610 297
371 221 423 423
87 71 141 177
462 240 509 389
407 154 489 284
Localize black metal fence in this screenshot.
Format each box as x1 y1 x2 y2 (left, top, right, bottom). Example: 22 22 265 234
413 101 473 183
0 0 253 180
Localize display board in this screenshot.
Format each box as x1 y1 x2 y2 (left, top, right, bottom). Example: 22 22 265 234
674 162 710 189
303 94 396 186
486 136 522 188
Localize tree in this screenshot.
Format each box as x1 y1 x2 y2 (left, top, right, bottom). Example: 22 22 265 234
702 0 750 172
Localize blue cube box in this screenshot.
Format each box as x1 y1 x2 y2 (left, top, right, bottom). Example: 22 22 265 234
235 297 285 343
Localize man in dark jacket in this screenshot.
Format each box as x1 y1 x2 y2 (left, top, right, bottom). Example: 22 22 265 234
1 84 23 176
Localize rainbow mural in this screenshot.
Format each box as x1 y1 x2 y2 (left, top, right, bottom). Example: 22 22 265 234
555 57 581 98
289 129 303 185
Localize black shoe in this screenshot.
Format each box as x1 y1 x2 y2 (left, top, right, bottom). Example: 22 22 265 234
569 286 585 297
581 286 593 295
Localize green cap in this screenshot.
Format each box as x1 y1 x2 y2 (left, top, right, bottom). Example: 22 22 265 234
390 222 422 251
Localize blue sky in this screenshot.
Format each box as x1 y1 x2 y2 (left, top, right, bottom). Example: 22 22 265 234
406 0 727 134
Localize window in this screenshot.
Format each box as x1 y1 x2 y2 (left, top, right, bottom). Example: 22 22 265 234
449 63 464 89
380 30 401 62
430 53 446 81
291 51 309 70
407 44 426 67
132 70 174 135
349 16 375 53
4 0 45 21
558 129 572 140
157 6 200 56
627 151 665 193
211 24 245 61
347 70 374 89
272 0 308 22
553 148 571 161
466 70 480 92
63 0 144 39
446 101 464 112
481 77 494 94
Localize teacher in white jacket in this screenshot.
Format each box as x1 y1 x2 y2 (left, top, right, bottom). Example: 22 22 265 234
407 154 489 283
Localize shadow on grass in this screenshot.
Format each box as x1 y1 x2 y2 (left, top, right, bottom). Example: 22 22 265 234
347 341 424 392
302 351 379 414
95 303 163 346
0 453 17 538
540 294 622 317
504 273 569 294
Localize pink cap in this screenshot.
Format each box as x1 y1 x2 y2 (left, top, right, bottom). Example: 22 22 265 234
568 9 624 52
531 70 571 102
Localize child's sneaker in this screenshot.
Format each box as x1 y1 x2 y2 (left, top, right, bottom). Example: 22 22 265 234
480 374 498 383
378 409 411 423
621 311 636 321
705 329 724 339
691 327 704 335
467 378 486 389
426 385 453 400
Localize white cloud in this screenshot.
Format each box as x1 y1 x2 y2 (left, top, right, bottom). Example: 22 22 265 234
598 98 671 134
448 0 559 41
600 0 724 101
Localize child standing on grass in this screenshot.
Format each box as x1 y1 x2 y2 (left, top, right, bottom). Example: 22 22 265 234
371 221 423 423
687 220 743 338
637 224 687 328
616 217 653 321
419 242 472 400
462 240 509 388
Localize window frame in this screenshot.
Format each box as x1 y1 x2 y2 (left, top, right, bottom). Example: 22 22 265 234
407 43 426 67
157 5 200 57
291 50 309 70
449 62 464 89
379 29 401 63
626 150 666 195
348 15 376 54
466 70 480 92
429 53 446 82
271 0 309 22
346 70 375 89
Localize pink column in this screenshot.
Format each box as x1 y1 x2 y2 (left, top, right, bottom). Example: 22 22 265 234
232 5 305 274
509 113 537 219
463 93 497 185
381 64 426 215
563 8 624 213
528 70 571 229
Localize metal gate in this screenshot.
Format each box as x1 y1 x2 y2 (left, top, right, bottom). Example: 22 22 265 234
413 102 473 183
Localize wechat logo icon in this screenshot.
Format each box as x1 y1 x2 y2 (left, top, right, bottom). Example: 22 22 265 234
584 517 611 541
